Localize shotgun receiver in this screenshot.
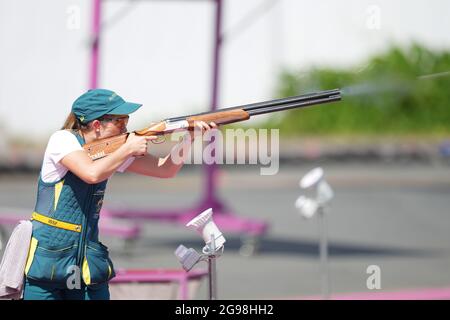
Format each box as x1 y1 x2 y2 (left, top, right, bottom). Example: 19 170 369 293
83 89 341 160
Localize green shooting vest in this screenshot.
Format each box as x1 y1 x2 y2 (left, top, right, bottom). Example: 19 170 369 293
25 131 115 286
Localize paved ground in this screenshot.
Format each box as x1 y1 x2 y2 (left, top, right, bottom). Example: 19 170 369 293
1 162 450 299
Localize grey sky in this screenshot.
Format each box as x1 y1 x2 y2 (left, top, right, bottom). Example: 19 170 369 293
0 0 449 141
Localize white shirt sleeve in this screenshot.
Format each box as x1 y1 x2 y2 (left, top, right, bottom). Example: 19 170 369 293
47 130 83 164
41 130 135 183
41 130 83 183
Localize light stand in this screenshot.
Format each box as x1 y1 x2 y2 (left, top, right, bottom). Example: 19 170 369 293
175 208 225 300
205 233 220 300
317 206 330 299
295 167 334 300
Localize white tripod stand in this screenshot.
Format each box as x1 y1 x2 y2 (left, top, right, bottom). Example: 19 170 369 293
295 167 334 300
175 208 225 300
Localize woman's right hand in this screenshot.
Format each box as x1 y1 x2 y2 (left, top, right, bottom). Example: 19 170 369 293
125 132 158 157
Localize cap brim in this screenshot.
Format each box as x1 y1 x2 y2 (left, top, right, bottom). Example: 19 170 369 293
107 102 142 116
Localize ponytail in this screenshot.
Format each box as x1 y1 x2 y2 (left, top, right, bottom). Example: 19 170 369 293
61 112 80 130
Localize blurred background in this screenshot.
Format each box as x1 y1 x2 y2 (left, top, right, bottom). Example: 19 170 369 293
1 0 450 300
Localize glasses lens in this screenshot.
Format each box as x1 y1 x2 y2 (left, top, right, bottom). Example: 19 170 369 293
118 116 129 125
102 116 129 125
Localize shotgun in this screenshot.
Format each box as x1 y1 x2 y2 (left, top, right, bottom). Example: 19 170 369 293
84 89 341 160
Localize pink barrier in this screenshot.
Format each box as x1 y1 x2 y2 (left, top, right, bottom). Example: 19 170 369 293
98 217 141 240
288 286 450 300
101 206 269 237
109 269 208 300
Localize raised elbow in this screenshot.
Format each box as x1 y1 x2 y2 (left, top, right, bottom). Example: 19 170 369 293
82 175 99 185
81 170 103 184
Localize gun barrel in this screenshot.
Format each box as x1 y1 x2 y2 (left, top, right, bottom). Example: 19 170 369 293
242 89 340 112
246 93 341 116
168 88 341 122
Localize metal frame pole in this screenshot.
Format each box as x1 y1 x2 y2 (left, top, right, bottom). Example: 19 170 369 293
207 233 218 300
90 0 102 89
318 207 330 299
207 255 217 300
204 0 223 208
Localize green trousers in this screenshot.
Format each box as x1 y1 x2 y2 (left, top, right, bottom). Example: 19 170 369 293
23 278 110 300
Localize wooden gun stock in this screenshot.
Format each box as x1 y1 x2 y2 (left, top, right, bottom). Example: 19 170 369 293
84 133 128 160
83 109 250 160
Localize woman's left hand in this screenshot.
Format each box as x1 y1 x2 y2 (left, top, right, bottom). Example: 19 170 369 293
189 121 218 140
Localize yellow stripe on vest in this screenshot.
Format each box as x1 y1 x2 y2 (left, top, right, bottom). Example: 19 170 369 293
24 237 38 276
31 212 82 233
54 180 64 211
82 257 91 285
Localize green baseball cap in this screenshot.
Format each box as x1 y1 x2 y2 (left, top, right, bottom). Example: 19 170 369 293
72 89 142 124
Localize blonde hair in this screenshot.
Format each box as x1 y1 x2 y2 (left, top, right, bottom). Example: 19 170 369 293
61 112 87 130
